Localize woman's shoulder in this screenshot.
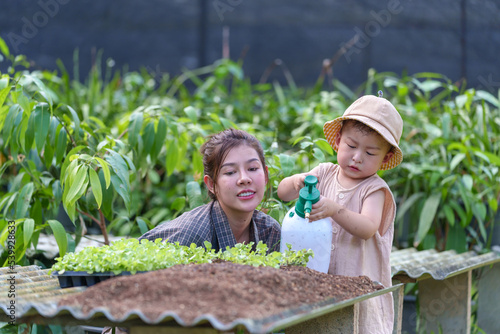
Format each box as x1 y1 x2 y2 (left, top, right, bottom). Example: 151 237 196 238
253 210 280 230
179 202 213 219
160 202 213 227
253 209 281 252
139 202 213 241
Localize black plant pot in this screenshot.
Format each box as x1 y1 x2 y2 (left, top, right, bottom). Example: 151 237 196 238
52 271 146 288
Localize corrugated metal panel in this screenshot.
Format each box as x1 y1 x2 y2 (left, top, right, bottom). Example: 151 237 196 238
2 247 499 331
1 286 401 333
0 265 400 333
390 247 500 280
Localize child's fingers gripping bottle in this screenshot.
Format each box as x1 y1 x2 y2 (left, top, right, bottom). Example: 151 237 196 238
280 175 333 273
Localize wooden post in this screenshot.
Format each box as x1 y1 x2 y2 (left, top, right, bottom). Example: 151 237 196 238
285 303 359 334
418 271 471 334
477 262 500 333
392 282 404 334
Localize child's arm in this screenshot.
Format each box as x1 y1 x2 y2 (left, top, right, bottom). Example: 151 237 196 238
277 172 316 202
309 190 386 240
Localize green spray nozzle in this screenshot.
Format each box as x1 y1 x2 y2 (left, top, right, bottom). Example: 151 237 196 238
295 175 320 219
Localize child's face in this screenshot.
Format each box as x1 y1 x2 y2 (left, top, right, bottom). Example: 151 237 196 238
204 145 268 217
335 123 393 184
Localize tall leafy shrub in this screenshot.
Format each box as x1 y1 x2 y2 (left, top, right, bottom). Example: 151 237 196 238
1 37 499 270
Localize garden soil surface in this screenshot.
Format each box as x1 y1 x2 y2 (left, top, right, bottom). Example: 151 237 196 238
58 262 383 325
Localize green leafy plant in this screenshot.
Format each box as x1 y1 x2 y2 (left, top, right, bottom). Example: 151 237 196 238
1 35 498 273
49 238 314 275
376 72 500 252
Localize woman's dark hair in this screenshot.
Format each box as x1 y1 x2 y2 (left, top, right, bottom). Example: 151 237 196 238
200 128 268 200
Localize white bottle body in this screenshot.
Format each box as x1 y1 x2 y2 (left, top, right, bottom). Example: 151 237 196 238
280 207 333 273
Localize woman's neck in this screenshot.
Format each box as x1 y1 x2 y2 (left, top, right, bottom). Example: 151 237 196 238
224 210 253 244
233 226 250 244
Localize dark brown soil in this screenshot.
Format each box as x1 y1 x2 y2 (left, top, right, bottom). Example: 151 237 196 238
58 262 382 325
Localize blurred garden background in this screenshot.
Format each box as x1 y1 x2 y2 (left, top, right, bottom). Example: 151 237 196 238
0 1 499 333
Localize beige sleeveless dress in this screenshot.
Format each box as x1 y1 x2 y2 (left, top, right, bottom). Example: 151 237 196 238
311 162 395 334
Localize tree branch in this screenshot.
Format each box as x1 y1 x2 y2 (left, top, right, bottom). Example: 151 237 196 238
77 208 110 245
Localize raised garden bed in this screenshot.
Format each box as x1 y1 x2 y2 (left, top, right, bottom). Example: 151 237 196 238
57 262 383 325
52 239 384 327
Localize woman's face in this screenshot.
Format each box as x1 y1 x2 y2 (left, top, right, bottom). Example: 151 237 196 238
204 145 267 216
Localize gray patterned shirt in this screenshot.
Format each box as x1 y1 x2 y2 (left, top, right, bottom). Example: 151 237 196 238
139 201 281 253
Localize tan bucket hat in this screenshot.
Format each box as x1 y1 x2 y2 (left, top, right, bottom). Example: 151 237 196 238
323 93 403 170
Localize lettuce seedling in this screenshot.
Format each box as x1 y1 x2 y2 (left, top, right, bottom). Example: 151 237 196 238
49 238 313 275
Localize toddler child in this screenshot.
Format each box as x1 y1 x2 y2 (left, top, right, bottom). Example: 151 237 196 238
277 92 403 333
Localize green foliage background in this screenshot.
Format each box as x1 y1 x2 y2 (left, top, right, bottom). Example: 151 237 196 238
0 37 499 270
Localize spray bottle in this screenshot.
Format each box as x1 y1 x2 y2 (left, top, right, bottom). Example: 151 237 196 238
280 175 332 273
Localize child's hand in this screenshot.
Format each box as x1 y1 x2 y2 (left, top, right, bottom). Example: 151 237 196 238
309 196 335 222
291 173 307 193
292 172 319 193
277 171 319 202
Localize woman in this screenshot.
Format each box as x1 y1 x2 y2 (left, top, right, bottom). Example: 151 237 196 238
102 129 280 334
139 128 281 253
